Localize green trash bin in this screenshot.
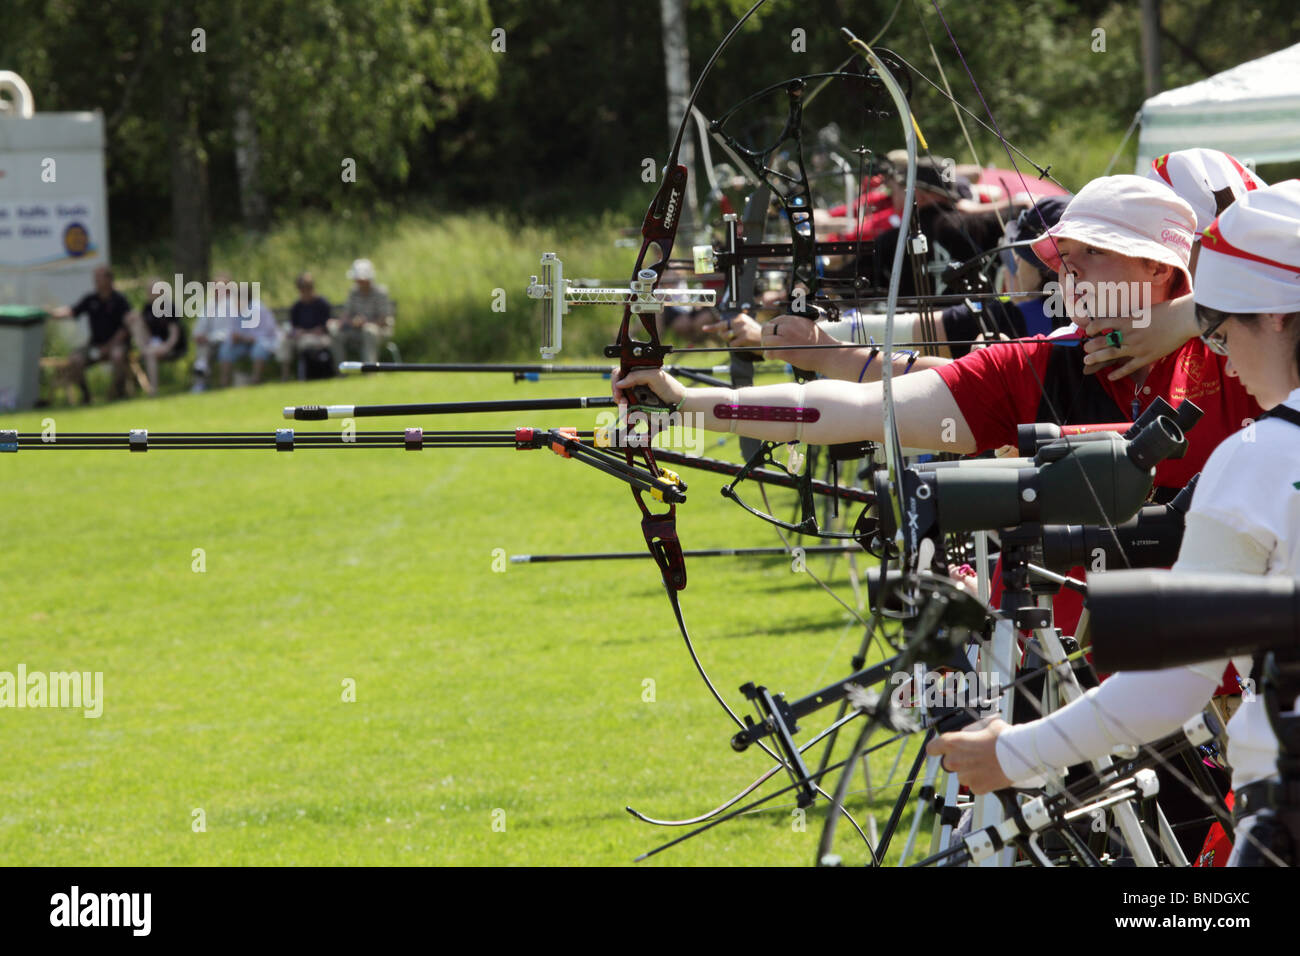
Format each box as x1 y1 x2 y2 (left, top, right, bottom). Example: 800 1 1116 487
0 306 48 411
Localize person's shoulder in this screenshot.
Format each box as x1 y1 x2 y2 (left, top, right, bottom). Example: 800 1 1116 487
1199 411 1300 489
1192 419 1300 540
1254 397 1300 444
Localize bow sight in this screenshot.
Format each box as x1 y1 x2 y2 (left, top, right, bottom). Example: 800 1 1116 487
525 253 715 360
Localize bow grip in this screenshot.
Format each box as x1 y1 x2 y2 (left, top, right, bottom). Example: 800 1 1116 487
642 513 686 591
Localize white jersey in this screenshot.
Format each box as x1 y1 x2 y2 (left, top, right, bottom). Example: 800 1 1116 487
1177 385 1300 788
995 387 1300 790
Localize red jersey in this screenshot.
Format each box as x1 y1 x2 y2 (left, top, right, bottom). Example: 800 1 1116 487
827 182 894 241
934 335 1261 491
934 335 1262 646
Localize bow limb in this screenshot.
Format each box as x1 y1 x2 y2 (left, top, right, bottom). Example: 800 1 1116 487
802 26 925 870
842 29 918 575
613 0 777 595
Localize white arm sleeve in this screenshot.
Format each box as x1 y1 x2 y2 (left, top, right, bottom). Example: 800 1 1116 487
995 511 1270 785
818 311 917 346
995 669 1220 784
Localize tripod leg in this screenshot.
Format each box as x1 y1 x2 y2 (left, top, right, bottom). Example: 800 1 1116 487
878 734 931 863
899 753 942 866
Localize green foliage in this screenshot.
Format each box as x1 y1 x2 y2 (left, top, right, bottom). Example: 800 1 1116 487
5 0 1298 253
0 0 497 245
230 0 496 211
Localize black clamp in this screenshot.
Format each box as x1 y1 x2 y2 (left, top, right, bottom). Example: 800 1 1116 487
937 800 962 827
1013 607 1053 631
275 428 294 452
735 682 817 809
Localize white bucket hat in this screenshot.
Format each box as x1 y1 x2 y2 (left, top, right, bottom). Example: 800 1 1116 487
1030 175 1196 298
348 258 375 281
1194 179 1300 315
1146 148 1266 232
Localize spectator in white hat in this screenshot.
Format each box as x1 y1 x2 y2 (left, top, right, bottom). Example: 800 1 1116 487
333 258 394 365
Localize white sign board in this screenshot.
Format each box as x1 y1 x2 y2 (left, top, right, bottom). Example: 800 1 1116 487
0 196 98 266
0 111 110 347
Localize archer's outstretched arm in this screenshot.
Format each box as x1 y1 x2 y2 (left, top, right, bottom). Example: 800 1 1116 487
613 367 977 453
757 314 952 381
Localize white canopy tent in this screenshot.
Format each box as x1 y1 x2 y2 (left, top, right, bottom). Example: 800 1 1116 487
1135 42 1300 172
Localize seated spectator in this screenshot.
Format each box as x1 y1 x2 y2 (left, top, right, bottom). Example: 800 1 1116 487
132 276 188 396
191 271 233 392
282 271 333 380
332 258 393 365
49 265 131 404
219 294 279 387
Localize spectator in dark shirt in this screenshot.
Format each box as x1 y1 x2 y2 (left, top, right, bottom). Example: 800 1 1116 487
282 272 332 380
132 276 188 396
50 265 131 404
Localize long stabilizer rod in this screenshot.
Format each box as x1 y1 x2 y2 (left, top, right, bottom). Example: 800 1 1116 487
283 396 619 420
338 361 747 387
0 427 685 503
511 545 860 564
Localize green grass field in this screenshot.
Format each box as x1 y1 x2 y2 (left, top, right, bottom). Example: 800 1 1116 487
0 369 924 866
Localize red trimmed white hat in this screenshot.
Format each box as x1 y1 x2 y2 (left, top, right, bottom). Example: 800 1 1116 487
1030 175 1196 298
1194 179 1300 315
1146 148 1267 232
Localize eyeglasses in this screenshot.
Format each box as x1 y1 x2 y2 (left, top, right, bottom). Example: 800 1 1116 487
1194 303 1232 356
